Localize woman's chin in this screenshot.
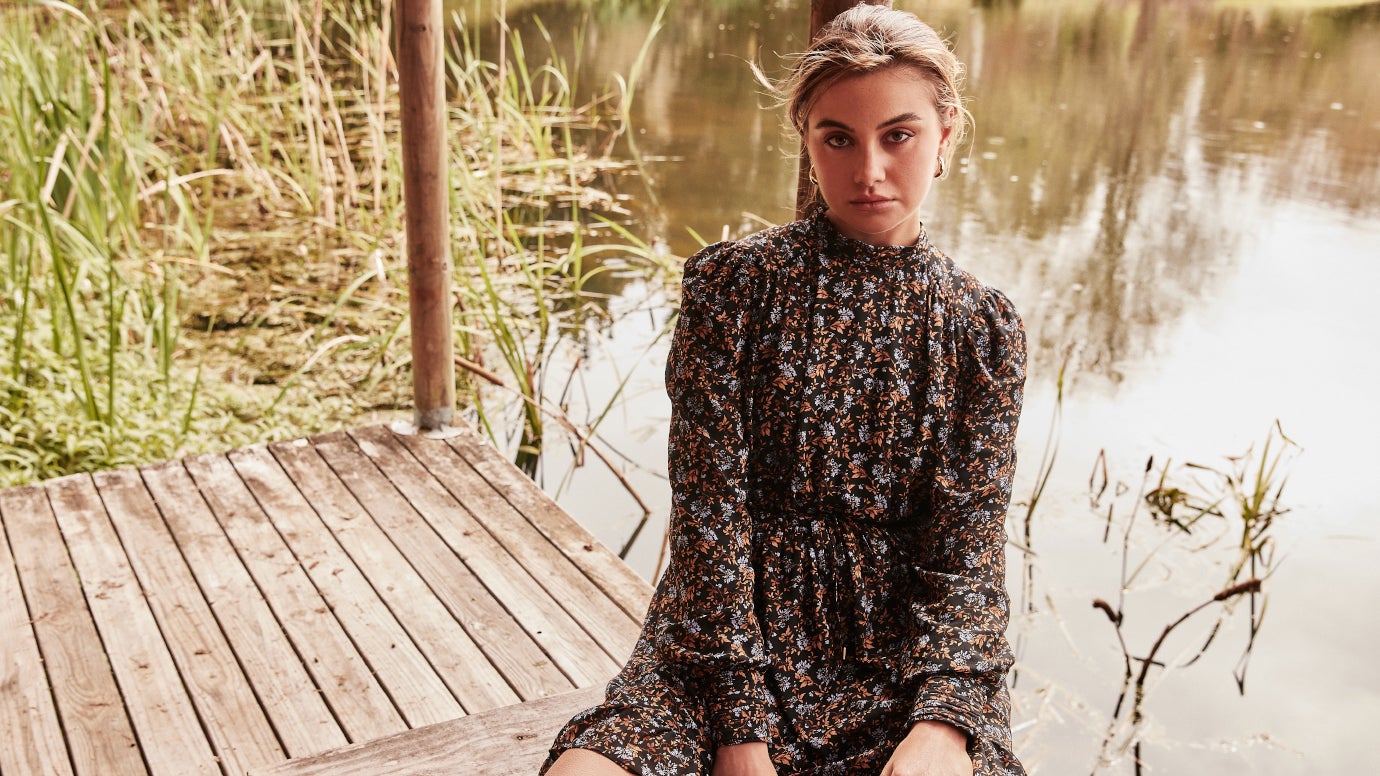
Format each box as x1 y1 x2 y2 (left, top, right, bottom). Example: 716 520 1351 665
829 210 921 248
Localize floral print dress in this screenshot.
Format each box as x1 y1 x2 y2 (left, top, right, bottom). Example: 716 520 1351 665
543 209 1027 776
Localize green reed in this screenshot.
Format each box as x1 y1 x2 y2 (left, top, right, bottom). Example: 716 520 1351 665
445 5 674 486
1 0 675 492
1 1 200 484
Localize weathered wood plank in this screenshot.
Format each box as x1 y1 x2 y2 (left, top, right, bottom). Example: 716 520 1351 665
137 458 406 747
46 473 219 776
140 459 349 759
304 431 575 700
445 430 654 620
247 685 603 776
92 467 282 775
1 482 142 776
0 488 76 776
183 451 464 730
258 442 521 712
347 427 621 684
382 426 644 661
2 420 647 776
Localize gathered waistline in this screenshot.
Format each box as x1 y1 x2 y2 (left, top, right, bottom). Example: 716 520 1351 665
750 505 918 538
749 505 927 663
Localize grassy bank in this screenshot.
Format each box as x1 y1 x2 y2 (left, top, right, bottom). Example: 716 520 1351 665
0 0 673 488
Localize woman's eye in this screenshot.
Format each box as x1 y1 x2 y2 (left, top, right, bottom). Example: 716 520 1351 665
824 135 851 148
886 130 914 144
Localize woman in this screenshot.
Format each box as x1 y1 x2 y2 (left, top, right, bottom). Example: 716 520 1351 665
544 6 1025 775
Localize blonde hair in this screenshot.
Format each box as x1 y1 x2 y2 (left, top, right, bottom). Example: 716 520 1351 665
781 5 970 180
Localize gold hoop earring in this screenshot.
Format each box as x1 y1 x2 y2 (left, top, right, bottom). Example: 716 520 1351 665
934 154 946 179
809 167 819 186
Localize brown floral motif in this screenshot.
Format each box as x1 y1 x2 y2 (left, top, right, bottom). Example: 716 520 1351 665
544 208 1027 776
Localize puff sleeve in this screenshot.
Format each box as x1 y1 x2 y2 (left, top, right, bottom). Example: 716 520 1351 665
908 285 1026 745
650 242 771 747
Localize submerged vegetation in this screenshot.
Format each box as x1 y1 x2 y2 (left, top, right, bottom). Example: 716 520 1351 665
0 0 675 488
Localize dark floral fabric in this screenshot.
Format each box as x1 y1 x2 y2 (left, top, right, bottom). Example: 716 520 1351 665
543 209 1026 776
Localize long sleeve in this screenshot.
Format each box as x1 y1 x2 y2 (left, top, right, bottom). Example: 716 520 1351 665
908 284 1026 743
650 242 771 747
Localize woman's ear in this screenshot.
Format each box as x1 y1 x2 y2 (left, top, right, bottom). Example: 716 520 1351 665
939 106 958 149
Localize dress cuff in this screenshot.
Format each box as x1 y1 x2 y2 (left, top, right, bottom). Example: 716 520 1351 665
910 674 987 740
706 666 771 747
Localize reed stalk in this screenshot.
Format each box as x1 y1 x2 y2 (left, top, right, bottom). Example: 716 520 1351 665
1086 423 1299 773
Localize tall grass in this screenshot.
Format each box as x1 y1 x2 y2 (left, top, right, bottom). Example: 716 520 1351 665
0 0 676 488
0 1 201 483
444 4 676 484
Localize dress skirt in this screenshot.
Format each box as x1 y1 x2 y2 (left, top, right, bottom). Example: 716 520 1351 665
542 514 1021 775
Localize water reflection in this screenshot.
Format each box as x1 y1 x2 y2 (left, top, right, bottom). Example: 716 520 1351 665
936 0 1380 377
471 0 1379 380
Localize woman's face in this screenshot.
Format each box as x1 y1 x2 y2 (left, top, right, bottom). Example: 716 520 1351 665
805 65 952 247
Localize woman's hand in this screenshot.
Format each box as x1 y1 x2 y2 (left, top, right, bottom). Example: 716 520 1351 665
711 742 778 776
880 720 973 776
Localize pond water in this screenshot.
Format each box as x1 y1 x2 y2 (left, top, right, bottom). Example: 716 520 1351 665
472 1 1380 773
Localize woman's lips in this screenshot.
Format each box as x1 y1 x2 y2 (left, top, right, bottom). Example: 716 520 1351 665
851 197 893 211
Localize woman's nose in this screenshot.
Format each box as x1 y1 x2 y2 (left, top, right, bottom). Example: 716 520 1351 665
855 145 885 186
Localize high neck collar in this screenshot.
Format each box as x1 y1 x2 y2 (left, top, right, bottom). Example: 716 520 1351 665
806 205 930 265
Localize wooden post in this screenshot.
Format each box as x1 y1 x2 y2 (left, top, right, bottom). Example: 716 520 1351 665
795 0 893 219
397 0 456 431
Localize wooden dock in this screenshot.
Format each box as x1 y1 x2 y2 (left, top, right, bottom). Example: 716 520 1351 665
0 424 652 775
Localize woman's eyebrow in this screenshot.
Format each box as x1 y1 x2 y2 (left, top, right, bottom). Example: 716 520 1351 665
813 118 854 131
812 112 924 132
879 112 924 127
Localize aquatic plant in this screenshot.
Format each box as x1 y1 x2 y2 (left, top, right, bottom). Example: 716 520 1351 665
1086 423 1300 774
443 2 677 527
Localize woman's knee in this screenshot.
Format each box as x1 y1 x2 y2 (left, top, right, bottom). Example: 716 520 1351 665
544 747 635 776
